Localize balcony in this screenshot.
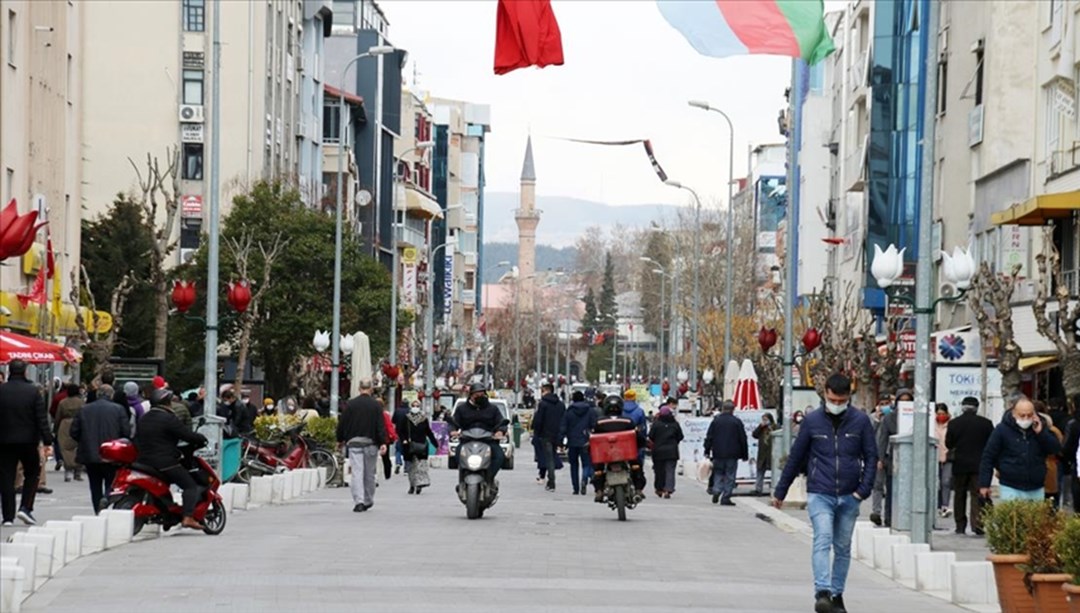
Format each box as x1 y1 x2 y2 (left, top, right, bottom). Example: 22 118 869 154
844 136 867 192
462 289 476 306
396 223 427 249
463 252 477 267
848 51 868 105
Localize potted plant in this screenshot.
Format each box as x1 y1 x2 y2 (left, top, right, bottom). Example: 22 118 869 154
1021 502 1068 613
1056 516 1080 613
984 499 1043 613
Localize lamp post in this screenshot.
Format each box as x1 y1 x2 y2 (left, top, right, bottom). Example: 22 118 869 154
641 256 671 386
688 100 737 383
332 45 395 414
663 180 702 390
425 240 453 413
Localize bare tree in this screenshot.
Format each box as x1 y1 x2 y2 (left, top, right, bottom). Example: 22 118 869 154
225 231 288 391
968 262 1023 397
70 266 135 377
1033 236 1080 397
129 148 181 359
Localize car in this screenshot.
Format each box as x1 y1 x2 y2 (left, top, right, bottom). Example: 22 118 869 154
447 397 515 470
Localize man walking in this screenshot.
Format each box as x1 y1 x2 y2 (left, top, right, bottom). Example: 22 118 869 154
70 384 130 513
869 394 892 526
532 382 566 492
336 380 387 513
945 397 994 535
704 400 747 506
560 390 597 496
0 360 54 525
772 374 877 613
980 396 1061 501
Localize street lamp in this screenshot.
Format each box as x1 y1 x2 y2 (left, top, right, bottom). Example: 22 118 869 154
641 256 671 385
331 44 396 415
688 100 737 384
421 203 463 411
483 261 511 387
663 179 702 391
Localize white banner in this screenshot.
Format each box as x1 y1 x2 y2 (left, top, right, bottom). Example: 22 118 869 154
678 410 776 483
403 264 417 307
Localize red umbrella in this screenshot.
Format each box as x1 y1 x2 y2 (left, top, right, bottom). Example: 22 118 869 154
0 331 82 364
732 359 761 410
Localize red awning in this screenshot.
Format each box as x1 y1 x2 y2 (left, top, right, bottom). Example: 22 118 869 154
0 331 82 364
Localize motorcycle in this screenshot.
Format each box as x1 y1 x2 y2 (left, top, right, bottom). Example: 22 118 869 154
455 428 499 520
100 438 226 536
590 430 641 521
235 422 338 484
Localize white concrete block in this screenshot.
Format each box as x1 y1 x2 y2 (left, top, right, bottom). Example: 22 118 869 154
10 534 55 579
71 515 107 555
873 534 909 572
27 527 69 567
231 483 249 510
43 521 82 562
856 527 890 561
301 469 315 493
850 520 875 552
216 484 236 514
99 509 134 548
950 561 998 605
0 561 25 613
891 543 930 582
0 544 35 593
250 476 272 505
288 470 302 498
916 551 956 592
271 474 286 504
316 466 327 488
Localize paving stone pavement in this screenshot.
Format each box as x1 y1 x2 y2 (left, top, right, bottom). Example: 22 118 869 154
21 446 970 613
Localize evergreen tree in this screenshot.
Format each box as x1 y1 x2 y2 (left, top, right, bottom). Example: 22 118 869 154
598 251 618 337
581 287 598 334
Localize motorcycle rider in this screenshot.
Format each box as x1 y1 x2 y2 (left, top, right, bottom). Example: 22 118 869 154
450 383 509 483
134 388 208 530
591 395 647 503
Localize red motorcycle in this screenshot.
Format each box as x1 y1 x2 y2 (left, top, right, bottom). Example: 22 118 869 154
235 422 337 483
100 438 226 536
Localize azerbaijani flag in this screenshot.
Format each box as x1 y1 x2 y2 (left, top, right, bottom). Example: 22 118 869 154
658 0 835 65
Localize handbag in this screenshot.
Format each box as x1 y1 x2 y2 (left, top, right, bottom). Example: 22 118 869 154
407 422 428 456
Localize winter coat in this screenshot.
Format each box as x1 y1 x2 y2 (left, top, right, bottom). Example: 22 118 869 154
0 376 52 446
382 410 398 444
622 401 648 436
648 416 684 461
945 410 994 475
56 396 84 468
1064 418 1079 478
134 406 205 469
70 398 130 465
397 415 438 460
876 410 899 465
1045 422 1064 494
532 393 566 443
559 401 598 447
336 394 389 445
979 411 1062 492
774 406 878 501
935 422 950 464
753 421 778 468
704 412 748 461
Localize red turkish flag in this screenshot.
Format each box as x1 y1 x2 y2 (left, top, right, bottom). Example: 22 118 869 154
494 0 564 75
17 265 46 308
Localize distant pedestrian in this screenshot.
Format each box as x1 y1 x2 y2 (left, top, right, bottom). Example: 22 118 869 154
945 397 994 535
0 360 54 526
1036 400 1065 505
70 384 130 513
934 403 953 518
559 390 597 496
622 389 648 464
397 404 438 494
791 410 805 436
1065 394 1080 512
532 383 566 492
876 389 909 527
752 412 778 495
648 406 683 498
380 405 398 480
55 384 85 483
869 394 892 526
392 403 412 475
980 396 1062 502
704 400 748 506
336 380 388 513
772 374 877 613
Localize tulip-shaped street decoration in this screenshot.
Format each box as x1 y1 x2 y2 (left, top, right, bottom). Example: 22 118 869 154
940 246 976 290
870 244 906 288
0 199 48 261
758 326 778 352
226 280 252 313
340 334 355 356
801 327 822 353
702 369 715 385
435 376 446 389
170 280 197 313
677 370 689 384
312 330 331 353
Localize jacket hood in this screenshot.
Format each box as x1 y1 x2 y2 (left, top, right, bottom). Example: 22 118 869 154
623 401 641 412
568 401 592 416
541 393 561 404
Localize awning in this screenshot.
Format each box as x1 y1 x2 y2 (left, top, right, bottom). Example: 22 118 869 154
1019 356 1057 372
0 292 112 336
991 191 1080 226
1011 300 1078 356
0 331 81 364
405 187 442 219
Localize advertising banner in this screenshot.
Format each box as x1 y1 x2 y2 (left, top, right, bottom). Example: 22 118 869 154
678 410 776 483
430 421 451 456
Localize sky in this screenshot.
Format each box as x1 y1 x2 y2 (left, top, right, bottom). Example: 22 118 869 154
377 0 816 210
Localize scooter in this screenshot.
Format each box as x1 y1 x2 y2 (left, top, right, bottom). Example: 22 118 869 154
590 430 642 521
100 438 226 536
455 428 499 520
235 422 337 483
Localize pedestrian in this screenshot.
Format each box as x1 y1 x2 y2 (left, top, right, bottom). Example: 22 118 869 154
261 397 276 416
397 404 438 494
1035 400 1065 505
945 396 994 535
752 412 778 495
0 360 54 526
934 403 953 518
559 390 597 496
70 384 130 513
791 410 805 436
868 394 892 526
380 404 398 480
392 402 411 475
1065 394 1080 512
55 384 85 483
531 382 566 492
704 400 748 506
121 381 147 436
336 380 388 513
648 405 683 498
621 389 648 465
772 374 877 613
979 396 1062 502
876 389 908 527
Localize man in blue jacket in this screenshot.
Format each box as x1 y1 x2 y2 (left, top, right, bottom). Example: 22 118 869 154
979 396 1062 501
772 374 877 613
621 390 647 464
559 391 598 496
704 400 747 505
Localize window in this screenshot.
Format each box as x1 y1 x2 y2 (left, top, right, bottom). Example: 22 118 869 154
183 0 205 32
974 45 984 106
182 143 203 180
4 168 13 202
937 57 947 114
1051 0 1063 44
66 53 72 104
7 10 15 66
182 70 203 105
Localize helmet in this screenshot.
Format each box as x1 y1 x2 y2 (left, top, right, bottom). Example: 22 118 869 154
602 395 624 416
149 387 174 407
468 382 487 396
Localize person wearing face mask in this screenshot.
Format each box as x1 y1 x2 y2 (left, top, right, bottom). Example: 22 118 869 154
875 389 909 527
450 383 509 483
396 403 438 494
933 404 953 518
772 374 877 613
869 394 893 526
791 410 805 436
945 397 993 535
979 396 1062 502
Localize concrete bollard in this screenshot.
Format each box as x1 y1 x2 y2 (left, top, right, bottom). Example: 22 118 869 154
0 544 36 594
891 543 930 584
42 521 83 562
229 483 249 510
249 476 272 505
217 484 238 514
25 528 66 572
0 561 25 613
288 470 302 498
71 515 107 555
271 474 286 504
850 520 875 553
950 561 998 605
9 534 55 580
99 509 135 548
856 527 890 562
915 551 956 593
872 534 909 573
316 466 328 488
301 469 314 493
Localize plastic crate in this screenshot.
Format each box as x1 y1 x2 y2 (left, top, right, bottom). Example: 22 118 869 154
589 430 638 465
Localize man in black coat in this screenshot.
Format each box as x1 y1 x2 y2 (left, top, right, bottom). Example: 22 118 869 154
531 382 566 492
336 380 388 513
134 388 208 530
0 360 53 525
71 384 130 513
704 400 748 506
944 396 994 535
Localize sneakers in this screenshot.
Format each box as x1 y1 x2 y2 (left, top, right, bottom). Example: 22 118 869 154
712 493 720 504
395 465 401 474
831 594 847 613
973 528 985 536
545 485 555 493
1 521 13 527
870 512 883 526
16 509 36 525
814 591 833 613
353 503 367 512
36 487 53 495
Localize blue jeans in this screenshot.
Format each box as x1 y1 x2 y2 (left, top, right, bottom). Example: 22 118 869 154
807 492 861 596
709 458 738 499
567 445 592 493
999 485 1044 501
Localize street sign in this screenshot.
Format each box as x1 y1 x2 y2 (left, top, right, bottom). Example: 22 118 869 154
402 247 418 265
182 195 202 217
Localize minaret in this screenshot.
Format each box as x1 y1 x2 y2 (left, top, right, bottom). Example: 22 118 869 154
515 136 540 312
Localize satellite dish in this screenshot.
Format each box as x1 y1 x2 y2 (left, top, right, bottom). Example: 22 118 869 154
356 189 372 207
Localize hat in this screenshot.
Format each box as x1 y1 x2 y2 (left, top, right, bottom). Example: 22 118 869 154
659 406 673 417
961 396 980 410
623 389 636 400
264 397 274 406
152 375 167 389
123 381 139 397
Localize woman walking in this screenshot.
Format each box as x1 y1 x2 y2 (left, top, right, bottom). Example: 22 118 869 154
648 406 683 498
752 413 778 495
397 404 438 494
55 384 84 482
934 403 953 517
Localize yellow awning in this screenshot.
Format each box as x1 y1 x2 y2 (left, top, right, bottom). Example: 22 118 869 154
991 191 1080 226
1019 355 1056 372
405 187 442 219
0 292 112 336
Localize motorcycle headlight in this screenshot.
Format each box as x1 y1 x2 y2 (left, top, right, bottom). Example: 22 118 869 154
466 455 483 470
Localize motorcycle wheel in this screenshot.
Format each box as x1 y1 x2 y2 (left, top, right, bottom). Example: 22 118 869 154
614 486 627 522
308 448 339 484
111 493 148 535
201 498 227 535
465 483 482 520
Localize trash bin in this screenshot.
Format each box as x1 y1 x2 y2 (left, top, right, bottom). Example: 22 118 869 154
512 421 523 448
195 414 226 479
220 438 241 482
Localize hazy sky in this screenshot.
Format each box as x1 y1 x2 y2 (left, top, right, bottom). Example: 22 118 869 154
378 0 814 209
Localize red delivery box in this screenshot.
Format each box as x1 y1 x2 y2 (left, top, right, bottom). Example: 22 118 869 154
589 430 638 465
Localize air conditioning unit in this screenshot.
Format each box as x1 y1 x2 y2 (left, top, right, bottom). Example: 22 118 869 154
179 248 197 265
179 105 205 123
1013 279 1037 302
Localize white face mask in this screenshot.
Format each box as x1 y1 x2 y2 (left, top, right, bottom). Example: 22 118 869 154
1015 418 1033 430
410 406 421 415
825 401 848 415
